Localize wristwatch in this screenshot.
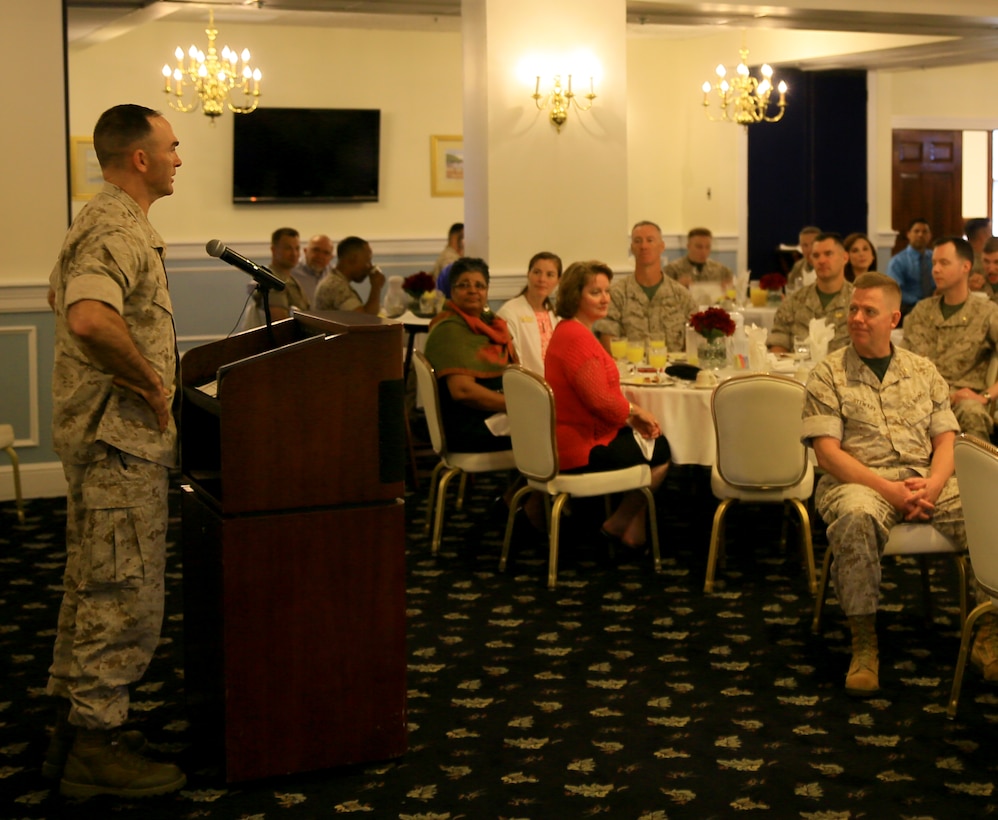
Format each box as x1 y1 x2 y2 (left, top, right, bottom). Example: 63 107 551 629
979 388 991 400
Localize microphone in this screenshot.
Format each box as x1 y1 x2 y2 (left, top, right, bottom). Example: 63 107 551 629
206 239 285 291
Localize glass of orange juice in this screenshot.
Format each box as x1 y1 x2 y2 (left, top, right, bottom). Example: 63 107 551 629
609 337 628 361
626 336 645 367
648 345 668 378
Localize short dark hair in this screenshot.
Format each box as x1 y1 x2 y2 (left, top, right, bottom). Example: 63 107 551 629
688 227 712 240
92 104 160 169
853 271 901 308
631 220 662 236
906 216 930 232
448 223 464 239
933 236 975 267
271 227 299 246
449 257 490 286
965 218 991 242
983 237 998 255
336 235 369 260
799 226 821 238
556 260 613 320
813 231 845 250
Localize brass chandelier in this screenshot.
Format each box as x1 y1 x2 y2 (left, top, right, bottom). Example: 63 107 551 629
701 47 787 126
160 9 262 122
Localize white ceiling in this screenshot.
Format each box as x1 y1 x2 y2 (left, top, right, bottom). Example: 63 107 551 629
65 0 998 71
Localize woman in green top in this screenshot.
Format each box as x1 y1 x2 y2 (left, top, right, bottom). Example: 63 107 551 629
424 257 517 452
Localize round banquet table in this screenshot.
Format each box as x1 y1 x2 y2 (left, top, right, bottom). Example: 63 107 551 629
621 363 804 466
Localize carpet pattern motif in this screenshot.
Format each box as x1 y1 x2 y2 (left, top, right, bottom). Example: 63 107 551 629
0 468 997 819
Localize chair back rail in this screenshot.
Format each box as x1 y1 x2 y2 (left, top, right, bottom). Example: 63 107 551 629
413 350 447 456
954 434 998 600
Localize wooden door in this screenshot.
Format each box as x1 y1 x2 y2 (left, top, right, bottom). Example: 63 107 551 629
892 130 962 254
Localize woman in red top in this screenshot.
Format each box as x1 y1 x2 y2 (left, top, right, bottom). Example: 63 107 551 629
545 261 670 549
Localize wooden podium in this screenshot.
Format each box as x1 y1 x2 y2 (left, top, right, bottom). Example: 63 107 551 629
180 310 407 782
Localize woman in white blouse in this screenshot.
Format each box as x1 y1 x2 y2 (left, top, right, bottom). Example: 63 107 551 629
497 251 562 374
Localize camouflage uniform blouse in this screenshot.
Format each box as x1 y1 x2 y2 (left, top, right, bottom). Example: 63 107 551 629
50 182 178 468
594 273 698 352
767 282 854 352
902 294 998 391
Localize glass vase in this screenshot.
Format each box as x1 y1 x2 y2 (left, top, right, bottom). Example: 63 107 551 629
697 335 728 370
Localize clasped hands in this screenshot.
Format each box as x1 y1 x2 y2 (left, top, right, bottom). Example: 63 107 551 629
888 476 939 522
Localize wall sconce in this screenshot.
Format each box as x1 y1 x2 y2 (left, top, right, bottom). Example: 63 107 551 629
532 75 596 132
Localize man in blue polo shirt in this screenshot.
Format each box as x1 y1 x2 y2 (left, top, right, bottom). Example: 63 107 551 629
886 217 933 320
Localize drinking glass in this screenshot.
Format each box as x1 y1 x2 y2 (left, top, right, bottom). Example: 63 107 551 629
793 335 811 363
648 345 668 379
609 337 628 361
626 337 645 368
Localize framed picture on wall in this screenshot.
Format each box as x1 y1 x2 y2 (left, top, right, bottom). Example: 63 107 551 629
430 135 463 197
70 137 103 200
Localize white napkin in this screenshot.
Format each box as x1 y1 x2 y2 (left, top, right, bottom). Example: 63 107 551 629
630 427 658 461
745 323 769 372
802 268 817 287
485 412 510 437
808 318 835 363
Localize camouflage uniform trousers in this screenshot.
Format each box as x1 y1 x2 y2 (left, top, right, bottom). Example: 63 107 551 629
46 449 169 730
952 397 994 441
815 470 981 617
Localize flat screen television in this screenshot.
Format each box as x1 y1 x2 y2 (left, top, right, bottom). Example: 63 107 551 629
232 107 380 203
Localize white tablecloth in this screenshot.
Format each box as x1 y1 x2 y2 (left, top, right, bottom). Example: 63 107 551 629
623 364 806 466
623 382 717 466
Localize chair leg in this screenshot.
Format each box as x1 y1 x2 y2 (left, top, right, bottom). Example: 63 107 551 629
954 555 969 626
424 461 447 535
4 445 24 525
456 472 469 511
431 466 462 556
704 498 733 593
547 493 569 590
947 601 995 719
500 484 533 572
811 547 834 633
789 498 816 595
641 487 662 574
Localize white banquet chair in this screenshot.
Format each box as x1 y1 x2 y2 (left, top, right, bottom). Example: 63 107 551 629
499 365 661 590
412 351 516 555
811 523 967 633
705 374 816 594
948 435 998 718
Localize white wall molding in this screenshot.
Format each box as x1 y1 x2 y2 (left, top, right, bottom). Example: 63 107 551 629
0 284 50 313
0 325 40 446
891 116 998 131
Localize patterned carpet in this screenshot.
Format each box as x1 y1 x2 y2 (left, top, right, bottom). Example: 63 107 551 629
1 465 997 819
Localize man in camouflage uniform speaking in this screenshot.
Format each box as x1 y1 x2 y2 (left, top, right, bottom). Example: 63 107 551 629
901 236 998 442
801 273 974 697
45 104 185 797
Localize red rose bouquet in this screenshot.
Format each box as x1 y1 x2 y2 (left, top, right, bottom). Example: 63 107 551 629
760 273 787 292
403 271 436 299
690 306 736 341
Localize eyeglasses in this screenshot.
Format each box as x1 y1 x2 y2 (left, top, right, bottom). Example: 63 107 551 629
452 281 488 291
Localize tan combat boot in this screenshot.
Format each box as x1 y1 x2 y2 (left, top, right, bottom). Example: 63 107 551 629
42 702 147 780
970 612 998 683
845 614 880 697
59 728 186 799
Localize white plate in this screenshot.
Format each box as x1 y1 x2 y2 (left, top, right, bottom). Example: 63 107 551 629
693 382 717 390
621 376 674 387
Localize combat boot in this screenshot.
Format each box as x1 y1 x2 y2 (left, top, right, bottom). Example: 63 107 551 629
845 614 879 697
59 728 185 799
42 703 147 780
970 611 998 683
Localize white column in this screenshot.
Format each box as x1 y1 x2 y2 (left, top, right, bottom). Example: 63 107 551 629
461 0 629 283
